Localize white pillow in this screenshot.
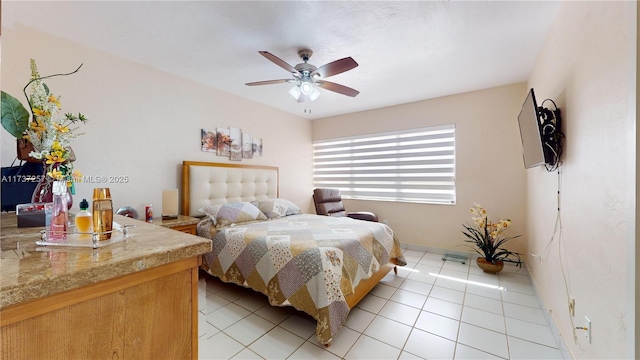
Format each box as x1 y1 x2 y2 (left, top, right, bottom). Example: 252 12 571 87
252 198 302 219
200 202 267 226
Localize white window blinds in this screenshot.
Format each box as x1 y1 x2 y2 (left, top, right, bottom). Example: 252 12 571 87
313 124 456 204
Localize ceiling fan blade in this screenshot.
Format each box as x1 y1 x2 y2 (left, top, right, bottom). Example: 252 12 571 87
311 57 358 79
245 79 292 86
259 51 301 76
316 80 360 97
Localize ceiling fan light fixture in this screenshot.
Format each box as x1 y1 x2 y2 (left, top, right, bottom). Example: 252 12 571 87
289 85 302 100
309 86 320 101
300 81 314 95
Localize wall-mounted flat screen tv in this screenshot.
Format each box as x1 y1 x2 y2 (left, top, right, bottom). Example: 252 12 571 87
517 88 548 168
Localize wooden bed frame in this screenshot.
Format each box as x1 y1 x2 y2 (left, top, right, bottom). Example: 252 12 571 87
181 161 397 311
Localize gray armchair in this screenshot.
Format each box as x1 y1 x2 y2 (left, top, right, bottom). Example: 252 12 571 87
312 188 378 222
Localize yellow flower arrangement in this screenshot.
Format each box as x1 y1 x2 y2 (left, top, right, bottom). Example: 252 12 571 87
11 59 88 189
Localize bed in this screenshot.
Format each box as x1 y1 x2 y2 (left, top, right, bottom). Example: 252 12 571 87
181 161 406 345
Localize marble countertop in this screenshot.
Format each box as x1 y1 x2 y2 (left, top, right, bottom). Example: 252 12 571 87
0 213 211 309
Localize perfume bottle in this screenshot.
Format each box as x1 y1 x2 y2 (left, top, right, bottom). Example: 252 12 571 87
50 181 69 241
75 198 92 233
92 188 113 240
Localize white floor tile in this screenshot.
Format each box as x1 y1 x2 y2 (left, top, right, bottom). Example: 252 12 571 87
461 306 506 334
457 323 509 359
279 313 317 340
381 271 408 286
505 317 557 348
414 310 460 341
418 256 447 268
399 279 433 296
344 307 376 333
288 341 342 360
206 303 251 330
500 275 535 295
468 272 501 286
229 348 262 360
363 316 412 349
503 302 548 325
198 289 208 313
389 288 428 309
407 264 440 284
197 260 562 360
424 296 463 320
404 328 456 359
501 290 541 309
439 269 470 282
199 312 220 339
254 303 295 324
429 286 465 304
202 293 231 315
370 283 397 299
323 326 360 358
508 336 564 359
223 314 275 346
379 301 422 326
434 276 468 292
465 282 503 300
454 343 504 359
356 294 388 313
398 350 426 359
199 332 245 360
345 334 402 360
501 263 527 273
248 326 306 359
403 255 424 265
464 293 504 315
204 278 228 295
441 260 470 273
502 281 535 295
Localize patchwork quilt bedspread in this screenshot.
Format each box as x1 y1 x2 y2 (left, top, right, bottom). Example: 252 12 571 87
197 214 406 345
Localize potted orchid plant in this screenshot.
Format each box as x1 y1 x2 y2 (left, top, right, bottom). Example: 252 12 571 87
461 203 522 273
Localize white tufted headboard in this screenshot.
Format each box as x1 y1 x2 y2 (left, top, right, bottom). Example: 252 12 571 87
182 161 279 217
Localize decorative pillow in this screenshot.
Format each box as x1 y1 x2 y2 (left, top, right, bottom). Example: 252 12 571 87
252 198 302 219
201 202 267 227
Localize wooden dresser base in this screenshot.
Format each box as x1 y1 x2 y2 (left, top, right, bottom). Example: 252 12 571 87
1 256 200 360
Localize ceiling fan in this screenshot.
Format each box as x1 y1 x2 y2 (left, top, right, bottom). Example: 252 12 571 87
245 49 359 103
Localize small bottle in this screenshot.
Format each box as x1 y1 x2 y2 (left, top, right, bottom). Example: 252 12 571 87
93 188 113 240
75 198 92 233
145 204 153 223
50 181 69 241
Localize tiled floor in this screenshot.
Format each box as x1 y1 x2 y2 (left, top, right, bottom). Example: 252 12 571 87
198 249 565 359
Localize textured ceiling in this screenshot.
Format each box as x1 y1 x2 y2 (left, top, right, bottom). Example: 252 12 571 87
3 1 560 119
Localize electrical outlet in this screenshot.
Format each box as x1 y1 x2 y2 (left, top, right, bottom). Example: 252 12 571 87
569 297 575 317
585 316 591 343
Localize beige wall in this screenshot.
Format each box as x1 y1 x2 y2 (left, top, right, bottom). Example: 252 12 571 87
526 1 636 358
0 24 314 215
313 83 528 254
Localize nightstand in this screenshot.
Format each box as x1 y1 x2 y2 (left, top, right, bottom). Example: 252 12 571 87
154 215 200 234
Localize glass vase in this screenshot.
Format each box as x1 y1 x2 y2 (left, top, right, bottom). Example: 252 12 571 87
32 162 73 210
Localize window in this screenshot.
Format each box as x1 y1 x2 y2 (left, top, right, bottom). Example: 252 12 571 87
313 124 456 204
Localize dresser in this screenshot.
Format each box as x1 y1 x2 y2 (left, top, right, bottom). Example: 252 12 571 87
0 213 211 359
